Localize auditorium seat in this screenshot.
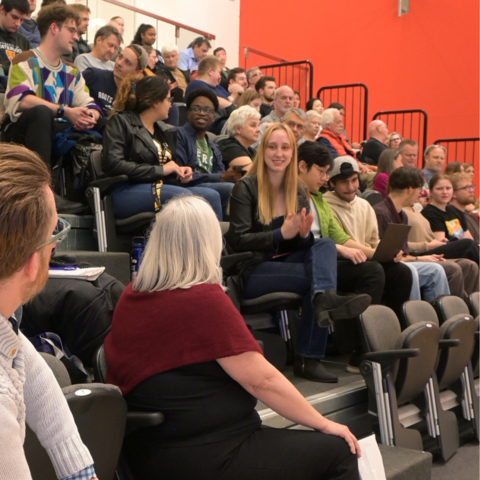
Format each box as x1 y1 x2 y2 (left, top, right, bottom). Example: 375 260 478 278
358 305 439 453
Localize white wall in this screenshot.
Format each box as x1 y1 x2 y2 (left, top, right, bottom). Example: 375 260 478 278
79 0 240 67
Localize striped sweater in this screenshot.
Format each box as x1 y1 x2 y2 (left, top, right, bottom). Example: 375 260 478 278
5 48 102 122
0 312 93 479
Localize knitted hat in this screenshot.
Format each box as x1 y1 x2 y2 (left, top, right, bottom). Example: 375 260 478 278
329 156 360 180
126 44 149 70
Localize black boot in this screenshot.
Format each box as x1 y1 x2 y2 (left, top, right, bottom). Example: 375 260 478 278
293 356 338 383
313 289 372 327
54 193 86 214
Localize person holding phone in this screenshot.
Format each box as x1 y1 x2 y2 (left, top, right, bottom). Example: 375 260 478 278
218 105 260 171
225 123 372 383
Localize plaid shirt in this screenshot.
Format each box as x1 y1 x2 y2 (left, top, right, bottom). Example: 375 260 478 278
64 465 96 479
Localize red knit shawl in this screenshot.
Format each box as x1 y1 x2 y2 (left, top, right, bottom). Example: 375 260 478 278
105 283 263 394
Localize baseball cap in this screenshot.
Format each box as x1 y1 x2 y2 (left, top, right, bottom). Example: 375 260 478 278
329 156 360 180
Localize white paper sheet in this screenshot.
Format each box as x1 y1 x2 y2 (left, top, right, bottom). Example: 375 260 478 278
48 267 105 282
358 434 387 480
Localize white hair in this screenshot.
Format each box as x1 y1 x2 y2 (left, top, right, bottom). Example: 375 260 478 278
283 108 308 123
226 105 261 137
320 108 340 128
306 110 322 122
274 85 294 100
133 196 223 292
161 43 179 57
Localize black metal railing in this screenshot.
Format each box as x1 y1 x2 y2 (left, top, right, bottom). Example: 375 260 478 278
317 84 368 144
433 137 479 165
372 109 428 167
259 61 314 110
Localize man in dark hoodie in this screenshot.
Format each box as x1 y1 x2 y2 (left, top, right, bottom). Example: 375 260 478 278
0 0 30 84
17 0 39 47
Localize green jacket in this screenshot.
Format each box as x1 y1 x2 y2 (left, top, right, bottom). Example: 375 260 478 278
310 191 350 245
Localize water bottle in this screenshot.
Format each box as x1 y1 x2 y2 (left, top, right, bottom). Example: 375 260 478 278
131 236 146 281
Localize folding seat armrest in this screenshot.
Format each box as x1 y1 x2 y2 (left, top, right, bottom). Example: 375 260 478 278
125 412 164 437
88 175 130 194
364 348 420 363
438 338 461 349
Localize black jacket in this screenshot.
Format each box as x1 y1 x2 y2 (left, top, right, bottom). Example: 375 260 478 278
102 110 178 184
225 174 313 280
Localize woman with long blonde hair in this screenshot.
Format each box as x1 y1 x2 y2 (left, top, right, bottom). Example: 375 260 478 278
106 195 361 480
226 123 371 383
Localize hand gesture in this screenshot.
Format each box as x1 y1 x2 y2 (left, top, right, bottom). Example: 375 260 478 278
281 212 302 240
342 247 367 264
298 208 313 239
65 106 97 130
321 419 361 457
220 167 243 183
228 83 244 96
393 250 403 263
163 161 182 177
421 254 445 262
169 80 179 90
178 166 193 183
427 238 448 249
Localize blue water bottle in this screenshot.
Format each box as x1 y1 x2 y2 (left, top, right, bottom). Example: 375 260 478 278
131 236 146 281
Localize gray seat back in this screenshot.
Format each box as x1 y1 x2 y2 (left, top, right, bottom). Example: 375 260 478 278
401 300 439 330
93 343 108 383
359 305 401 353
434 295 469 324
437 313 476 390
468 292 479 318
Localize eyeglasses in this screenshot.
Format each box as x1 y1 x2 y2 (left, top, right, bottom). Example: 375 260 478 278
167 97 173 104
285 120 306 132
454 184 476 192
37 218 71 257
189 105 215 115
251 72 263 78
62 25 78 35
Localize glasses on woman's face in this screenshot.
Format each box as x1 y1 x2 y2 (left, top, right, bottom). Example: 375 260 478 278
167 96 173 104
189 105 215 115
37 218 71 258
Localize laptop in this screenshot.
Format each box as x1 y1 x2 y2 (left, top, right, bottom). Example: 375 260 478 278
372 224 411 263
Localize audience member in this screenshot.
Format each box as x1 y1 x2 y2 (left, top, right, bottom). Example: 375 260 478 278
372 167 451 302
213 46 229 88
132 23 164 70
444 161 464 175
74 25 121 71
0 0 30 82
108 15 124 35
237 89 262 110
143 44 180 97
227 66 248 105
422 173 477 245
422 144 447 183
177 36 211 80
398 139 419 167
317 108 356 159
184 55 233 109
106 195 360 480
403 203 479 299
246 66 262 90
18 0 39 47
83 44 147 118
293 90 301 108
61 3 89 62
260 85 293 124
40 0 65 6
226 123 371 383
219 105 259 169
102 75 230 221
360 120 388 165
372 148 403 198
255 75 276 117
303 110 322 141
175 88 241 219
323 156 413 318
464 162 475 180
306 97 324 115
385 131 402 149
283 107 307 144
327 102 360 148
297 142 395 371
4 3 102 213
161 43 188 92
0 143 98 479
449 172 479 242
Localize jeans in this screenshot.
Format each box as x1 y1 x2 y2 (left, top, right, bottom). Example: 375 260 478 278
188 182 234 221
109 182 223 220
243 238 337 359
403 262 450 303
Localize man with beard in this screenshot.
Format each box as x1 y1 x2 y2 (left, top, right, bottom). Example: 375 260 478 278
0 144 98 479
255 75 276 118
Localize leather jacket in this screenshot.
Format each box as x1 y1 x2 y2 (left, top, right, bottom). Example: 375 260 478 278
102 110 178 184
225 174 314 280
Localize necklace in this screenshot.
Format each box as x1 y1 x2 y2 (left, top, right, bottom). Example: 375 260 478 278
196 138 209 154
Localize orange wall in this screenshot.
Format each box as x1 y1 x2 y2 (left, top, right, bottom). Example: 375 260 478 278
239 0 479 170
